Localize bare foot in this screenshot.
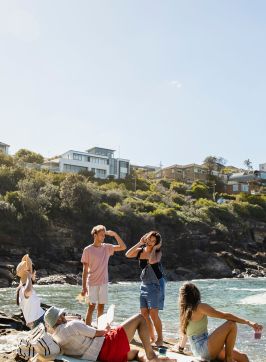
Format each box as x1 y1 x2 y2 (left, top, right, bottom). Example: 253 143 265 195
148 358 177 362
136 351 146 362
155 339 164 347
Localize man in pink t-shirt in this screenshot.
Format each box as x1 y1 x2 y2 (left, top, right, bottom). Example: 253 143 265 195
81 224 126 325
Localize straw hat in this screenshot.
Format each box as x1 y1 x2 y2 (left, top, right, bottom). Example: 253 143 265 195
16 254 33 284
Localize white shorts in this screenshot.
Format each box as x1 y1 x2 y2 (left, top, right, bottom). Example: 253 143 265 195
86 284 108 304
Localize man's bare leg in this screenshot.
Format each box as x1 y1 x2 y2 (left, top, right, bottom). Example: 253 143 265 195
85 303 95 325
97 303 104 322
121 314 176 362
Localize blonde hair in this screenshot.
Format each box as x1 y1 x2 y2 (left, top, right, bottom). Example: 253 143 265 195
91 225 106 236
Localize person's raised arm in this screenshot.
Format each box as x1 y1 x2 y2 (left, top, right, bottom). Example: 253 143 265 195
81 263 89 296
199 303 263 331
125 235 147 258
149 243 162 264
105 230 126 252
23 271 33 298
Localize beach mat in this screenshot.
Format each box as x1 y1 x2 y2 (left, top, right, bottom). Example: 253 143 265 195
54 351 206 362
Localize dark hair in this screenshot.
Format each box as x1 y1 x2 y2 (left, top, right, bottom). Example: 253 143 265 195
179 282 201 334
16 264 36 306
149 231 162 251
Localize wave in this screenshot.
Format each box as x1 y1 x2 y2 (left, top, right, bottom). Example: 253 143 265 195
239 292 266 305
228 288 266 292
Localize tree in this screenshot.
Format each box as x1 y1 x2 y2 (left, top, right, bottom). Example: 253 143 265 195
0 151 14 167
244 159 253 170
203 155 227 181
14 149 44 164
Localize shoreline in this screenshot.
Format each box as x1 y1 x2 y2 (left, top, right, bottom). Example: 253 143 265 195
1 273 266 290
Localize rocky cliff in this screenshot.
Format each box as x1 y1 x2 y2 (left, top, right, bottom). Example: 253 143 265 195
0 219 265 288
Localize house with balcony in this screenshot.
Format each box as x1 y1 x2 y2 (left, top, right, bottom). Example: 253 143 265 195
155 163 207 183
0 142 10 154
222 170 266 194
42 147 130 179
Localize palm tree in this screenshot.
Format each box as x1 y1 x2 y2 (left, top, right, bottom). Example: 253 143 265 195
244 159 253 170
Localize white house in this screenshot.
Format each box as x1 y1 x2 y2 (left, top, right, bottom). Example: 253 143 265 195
0 142 10 154
259 163 266 172
42 146 130 179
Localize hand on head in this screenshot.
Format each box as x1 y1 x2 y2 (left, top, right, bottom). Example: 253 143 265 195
105 230 116 237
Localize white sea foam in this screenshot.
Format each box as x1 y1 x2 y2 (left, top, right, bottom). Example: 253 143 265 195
228 288 266 292
239 292 266 305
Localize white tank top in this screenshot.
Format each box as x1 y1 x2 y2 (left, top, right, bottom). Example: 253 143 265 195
19 286 44 324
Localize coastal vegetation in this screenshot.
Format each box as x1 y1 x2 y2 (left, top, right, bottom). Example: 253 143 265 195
1 150 266 240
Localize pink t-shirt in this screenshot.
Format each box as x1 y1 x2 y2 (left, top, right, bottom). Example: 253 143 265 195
81 243 114 286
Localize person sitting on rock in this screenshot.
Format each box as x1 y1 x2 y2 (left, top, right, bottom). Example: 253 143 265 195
16 254 45 329
177 282 263 362
44 306 176 362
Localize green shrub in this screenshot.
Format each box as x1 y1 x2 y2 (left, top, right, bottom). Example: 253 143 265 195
146 192 163 203
101 189 124 207
188 181 210 199
232 201 250 218
0 166 25 195
157 179 171 189
218 193 236 200
246 204 266 220
195 198 216 207
237 193 266 210
171 192 186 206
170 181 188 194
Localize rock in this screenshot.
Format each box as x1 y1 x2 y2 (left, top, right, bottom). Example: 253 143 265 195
0 311 26 331
37 273 80 285
232 268 241 277
0 278 10 288
0 268 15 284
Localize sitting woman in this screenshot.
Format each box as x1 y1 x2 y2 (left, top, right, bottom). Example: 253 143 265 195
126 231 166 346
16 254 45 329
178 282 263 362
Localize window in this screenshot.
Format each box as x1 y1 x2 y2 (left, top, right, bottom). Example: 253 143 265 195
73 153 83 161
95 169 107 178
119 161 129 168
63 164 87 173
232 184 239 192
120 172 127 179
241 184 249 192
90 157 107 165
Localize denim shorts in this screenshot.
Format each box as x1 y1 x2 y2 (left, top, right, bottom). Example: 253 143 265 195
32 313 45 329
140 277 165 310
188 332 210 360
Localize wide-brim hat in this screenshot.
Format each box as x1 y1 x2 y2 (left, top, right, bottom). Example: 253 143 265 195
44 306 65 328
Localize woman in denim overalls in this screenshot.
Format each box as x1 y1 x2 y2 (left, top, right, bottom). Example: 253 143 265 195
126 231 166 347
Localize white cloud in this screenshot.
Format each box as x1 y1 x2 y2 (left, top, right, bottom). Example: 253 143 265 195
0 1 39 42
169 80 182 89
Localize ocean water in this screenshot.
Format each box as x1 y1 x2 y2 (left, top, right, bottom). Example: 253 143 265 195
0 278 265 361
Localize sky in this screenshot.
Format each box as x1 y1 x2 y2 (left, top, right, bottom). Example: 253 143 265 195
0 0 265 169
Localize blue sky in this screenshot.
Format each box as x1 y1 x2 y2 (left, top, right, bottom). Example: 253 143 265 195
1 0 265 168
